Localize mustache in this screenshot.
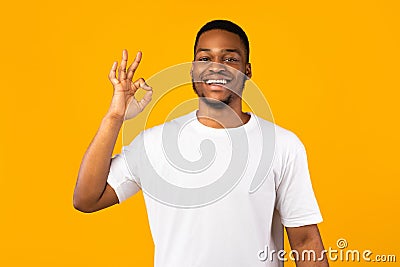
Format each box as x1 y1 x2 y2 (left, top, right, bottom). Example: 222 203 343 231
196 73 233 81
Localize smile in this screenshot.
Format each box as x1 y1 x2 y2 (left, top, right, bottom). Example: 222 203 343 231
203 79 230 85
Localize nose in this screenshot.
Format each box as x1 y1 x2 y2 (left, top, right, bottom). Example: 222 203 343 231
208 60 227 73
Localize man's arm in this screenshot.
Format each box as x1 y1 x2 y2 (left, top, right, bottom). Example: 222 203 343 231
286 224 329 267
73 50 152 213
73 115 123 213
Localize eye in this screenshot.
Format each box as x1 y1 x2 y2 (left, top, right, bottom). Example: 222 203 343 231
197 57 210 62
224 57 239 62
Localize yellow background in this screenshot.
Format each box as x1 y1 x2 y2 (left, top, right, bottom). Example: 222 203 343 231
1 0 399 266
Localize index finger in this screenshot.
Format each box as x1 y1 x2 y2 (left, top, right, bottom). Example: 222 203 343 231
126 51 142 80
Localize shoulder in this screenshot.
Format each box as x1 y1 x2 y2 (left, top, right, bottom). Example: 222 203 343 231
274 124 305 152
251 114 305 155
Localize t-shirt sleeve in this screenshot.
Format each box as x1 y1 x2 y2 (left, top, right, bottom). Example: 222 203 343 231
275 142 323 227
107 132 143 203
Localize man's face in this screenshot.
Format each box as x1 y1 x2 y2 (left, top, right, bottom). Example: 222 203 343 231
191 29 252 107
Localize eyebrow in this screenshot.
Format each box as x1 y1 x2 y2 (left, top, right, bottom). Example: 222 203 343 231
195 48 242 55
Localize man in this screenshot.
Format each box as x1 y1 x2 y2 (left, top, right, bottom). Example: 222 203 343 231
73 20 329 266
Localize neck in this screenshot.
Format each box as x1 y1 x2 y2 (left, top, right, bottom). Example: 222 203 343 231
196 98 250 129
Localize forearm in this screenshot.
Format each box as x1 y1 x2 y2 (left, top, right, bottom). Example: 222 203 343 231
73 113 123 210
287 225 329 267
291 237 329 267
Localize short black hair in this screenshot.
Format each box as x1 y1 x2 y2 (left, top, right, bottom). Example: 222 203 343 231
194 20 250 63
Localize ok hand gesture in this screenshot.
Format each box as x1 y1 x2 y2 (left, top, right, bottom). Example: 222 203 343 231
107 49 153 121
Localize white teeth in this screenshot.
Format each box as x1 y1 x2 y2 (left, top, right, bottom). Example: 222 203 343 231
205 79 228 85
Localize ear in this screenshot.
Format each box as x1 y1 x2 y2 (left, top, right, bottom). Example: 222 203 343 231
245 63 252 79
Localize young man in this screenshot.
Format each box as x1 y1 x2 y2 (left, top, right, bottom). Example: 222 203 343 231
74 20 329 266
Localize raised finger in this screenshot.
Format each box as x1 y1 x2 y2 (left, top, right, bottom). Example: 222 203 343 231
108 61 120 85
127 51 142 81
118 49 128 80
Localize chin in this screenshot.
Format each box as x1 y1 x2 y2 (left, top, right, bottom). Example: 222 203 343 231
200 94 233 109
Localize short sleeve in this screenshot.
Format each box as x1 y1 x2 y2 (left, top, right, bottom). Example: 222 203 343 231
107 132 144 203
275 144 323 227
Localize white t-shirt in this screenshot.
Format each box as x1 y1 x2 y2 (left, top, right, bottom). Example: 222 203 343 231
107 110 323 267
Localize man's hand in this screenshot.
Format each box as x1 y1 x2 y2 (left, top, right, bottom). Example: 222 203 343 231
107 49 153 121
